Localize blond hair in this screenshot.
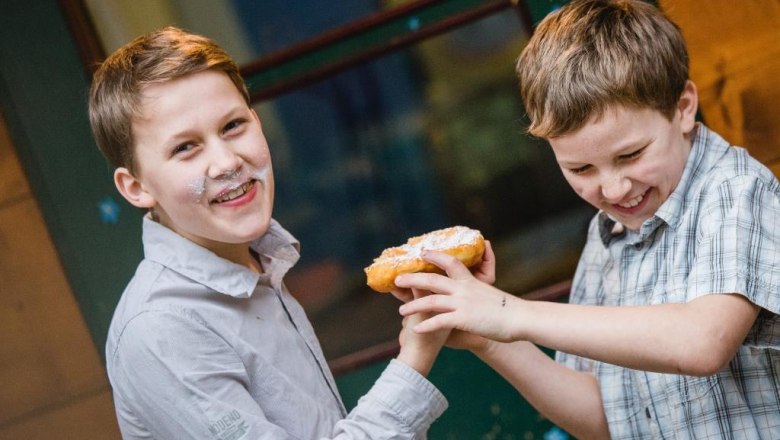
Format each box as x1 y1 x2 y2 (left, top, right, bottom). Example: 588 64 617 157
516 0 689 138
88 26 249 173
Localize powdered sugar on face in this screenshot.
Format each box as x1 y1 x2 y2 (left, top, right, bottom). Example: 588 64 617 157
252 166 269 184
187 164 270 203
187 176 207 200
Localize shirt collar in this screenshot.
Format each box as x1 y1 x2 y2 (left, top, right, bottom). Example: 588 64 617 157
142 215 301 298
597 213 624 245
598 123 727 246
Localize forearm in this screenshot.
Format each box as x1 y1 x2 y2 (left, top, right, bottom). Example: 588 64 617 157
396 344 441 377
397 310 450 376
511 294 759 375
474 340 609 440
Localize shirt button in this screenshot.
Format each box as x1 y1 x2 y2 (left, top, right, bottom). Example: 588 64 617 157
645 407 652 419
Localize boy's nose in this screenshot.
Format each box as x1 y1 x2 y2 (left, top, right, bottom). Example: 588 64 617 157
207 143 242 180
600 172 631 203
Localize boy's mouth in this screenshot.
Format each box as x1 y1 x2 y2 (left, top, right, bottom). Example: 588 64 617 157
211 180 256 204
612 189 650 217
618 190 647 209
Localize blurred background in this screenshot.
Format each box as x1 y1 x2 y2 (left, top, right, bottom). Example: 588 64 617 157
1 0 777 438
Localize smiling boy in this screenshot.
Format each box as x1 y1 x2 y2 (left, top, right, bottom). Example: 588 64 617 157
395 1 780 439
551 97 695 232
117 69 275 262
90 27 447 439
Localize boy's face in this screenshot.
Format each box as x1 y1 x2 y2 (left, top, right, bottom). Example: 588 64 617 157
115 69 274 256
548 82 698 231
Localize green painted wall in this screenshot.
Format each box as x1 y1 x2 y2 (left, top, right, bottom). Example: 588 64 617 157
337 348 564 439
0 0 143 355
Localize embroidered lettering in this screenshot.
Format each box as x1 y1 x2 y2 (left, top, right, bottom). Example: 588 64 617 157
208 410 250 440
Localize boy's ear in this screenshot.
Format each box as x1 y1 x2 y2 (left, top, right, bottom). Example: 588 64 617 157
114 167 155 208
678 80 699 134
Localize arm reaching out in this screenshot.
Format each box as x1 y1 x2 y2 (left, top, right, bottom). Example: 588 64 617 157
396 248 610 439
474 340 610 440
396 251 760 376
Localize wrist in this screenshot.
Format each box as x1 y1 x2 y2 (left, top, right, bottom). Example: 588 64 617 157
505 295 529 341
470 338 497 358
396 345 441 377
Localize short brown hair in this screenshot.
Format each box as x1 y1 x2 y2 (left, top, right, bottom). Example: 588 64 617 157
88 26 249 173
516 0 689 138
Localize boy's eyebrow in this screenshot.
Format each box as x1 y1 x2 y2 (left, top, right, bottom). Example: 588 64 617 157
606 135 653 156
161 104 250 146
617 137 653 154
555 137 652 166
161 128 198 147
557 159 587 167
222 104 250 117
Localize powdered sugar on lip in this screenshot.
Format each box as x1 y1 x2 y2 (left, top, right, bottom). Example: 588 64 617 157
187 165 270 203
212 180 255 204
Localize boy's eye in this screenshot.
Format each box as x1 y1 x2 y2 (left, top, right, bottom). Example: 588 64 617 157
172 142 195 156
223 118 246 134
569 164 591 175
620 147 645 161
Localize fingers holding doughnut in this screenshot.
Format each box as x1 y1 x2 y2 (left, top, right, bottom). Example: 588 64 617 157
473 240 496 285
418 250 475 280
394 271 455 297
364 226 485 293
390 286 430 304
388 287 414 303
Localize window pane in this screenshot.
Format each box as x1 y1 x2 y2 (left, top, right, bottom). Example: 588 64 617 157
256 9 595 359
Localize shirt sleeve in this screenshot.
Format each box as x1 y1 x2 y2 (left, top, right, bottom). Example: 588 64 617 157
688 174 780 314
329 359 448 440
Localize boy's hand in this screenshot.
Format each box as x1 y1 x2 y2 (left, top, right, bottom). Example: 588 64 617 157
395 288 450 376
396 251 520 343
444 329 493 354
471 240 496 285
393 288 491 353
388 287 414 304
388 240 496 304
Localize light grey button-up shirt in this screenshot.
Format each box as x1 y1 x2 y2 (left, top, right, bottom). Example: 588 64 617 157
105 217 447 439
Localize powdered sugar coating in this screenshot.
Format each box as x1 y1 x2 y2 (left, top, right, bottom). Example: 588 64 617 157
364 226 485 292
378 226 481 263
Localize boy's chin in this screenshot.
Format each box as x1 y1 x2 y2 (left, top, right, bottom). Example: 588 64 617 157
236 218 273 242
195 220 272 246
609 215 647 232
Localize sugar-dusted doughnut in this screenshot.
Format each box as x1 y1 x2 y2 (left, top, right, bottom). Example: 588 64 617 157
364 226 485 293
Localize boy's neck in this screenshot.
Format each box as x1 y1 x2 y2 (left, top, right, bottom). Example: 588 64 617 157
214 243 263 274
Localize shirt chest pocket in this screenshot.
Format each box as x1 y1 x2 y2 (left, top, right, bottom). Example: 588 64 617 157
647 250 695 305
649 274 688 305
662 373 720 407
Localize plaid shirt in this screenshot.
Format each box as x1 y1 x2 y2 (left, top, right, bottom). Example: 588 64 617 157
558 124 780 439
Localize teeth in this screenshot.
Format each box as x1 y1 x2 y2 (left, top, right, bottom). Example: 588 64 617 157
214 181 252 203
620 192 644 208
